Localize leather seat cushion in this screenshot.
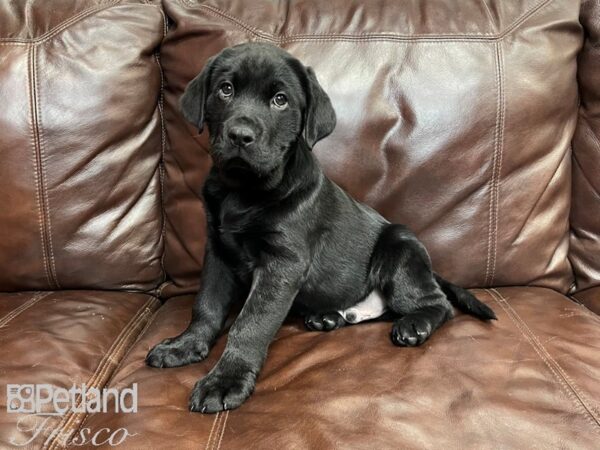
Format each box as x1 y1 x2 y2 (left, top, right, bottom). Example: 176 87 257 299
571 286 600 316
0 291 160 449
80 287 600 449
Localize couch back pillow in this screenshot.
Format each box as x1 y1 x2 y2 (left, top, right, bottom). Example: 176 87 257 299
570 0 600 293
158 0 581 296
0 0 165 291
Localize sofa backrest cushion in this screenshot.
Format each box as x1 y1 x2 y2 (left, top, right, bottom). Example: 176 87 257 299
159 0 581 295
0 0 165 291
570 0 600 293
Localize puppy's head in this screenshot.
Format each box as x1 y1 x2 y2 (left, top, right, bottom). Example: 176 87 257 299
180 43 336 187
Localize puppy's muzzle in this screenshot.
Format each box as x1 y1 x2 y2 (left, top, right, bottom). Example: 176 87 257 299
224 116 263 149
227 125 255 148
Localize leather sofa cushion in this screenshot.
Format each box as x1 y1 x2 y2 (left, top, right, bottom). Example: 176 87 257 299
80 287 600 449
571 286 600 316
0 290 160 449
570 0 600 293
159 0 581 296
0 0 165 292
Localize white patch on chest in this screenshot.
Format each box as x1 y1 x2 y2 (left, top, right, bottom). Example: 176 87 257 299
338 289 387 324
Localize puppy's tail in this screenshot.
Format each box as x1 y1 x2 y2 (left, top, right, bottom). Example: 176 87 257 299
435 274 497 321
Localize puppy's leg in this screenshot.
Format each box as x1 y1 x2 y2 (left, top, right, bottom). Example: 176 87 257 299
369 224 453 347
146 243 242 368
189 261 303 413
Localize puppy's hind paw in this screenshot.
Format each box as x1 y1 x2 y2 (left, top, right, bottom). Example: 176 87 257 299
391 314 434 347
304 312 346 332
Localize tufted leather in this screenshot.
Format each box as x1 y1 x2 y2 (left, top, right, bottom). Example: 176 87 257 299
1 1 600 449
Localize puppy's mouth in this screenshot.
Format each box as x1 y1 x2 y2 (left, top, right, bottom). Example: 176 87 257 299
215 156 262 187
210 140 281 187
222 157 251 172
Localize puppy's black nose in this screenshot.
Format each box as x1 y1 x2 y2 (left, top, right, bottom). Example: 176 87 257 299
228 126 255 148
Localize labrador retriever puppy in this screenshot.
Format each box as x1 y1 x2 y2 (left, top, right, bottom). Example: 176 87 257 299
146 43 496 413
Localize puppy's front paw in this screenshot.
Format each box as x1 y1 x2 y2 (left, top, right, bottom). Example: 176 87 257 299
305 312 345 331
391 313 434 347
189 365 256 413
146 335 208 368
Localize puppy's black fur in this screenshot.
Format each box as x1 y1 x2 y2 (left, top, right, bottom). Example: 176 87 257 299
146 43 496 413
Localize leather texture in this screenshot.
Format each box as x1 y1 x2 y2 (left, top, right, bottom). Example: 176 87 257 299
159 0 581 296
572 286 600 315
80 288 600 449
0 291 160 449
570 0 600 293
0 0 165 292
1 0 599 449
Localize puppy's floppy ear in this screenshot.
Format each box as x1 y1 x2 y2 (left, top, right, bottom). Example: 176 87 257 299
303 67 336 149
179 55 217 132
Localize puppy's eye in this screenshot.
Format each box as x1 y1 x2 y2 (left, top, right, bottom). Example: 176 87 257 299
272 92 288 109
218 82 234 99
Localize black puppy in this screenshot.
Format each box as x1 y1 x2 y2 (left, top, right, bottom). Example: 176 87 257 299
146 43 496 413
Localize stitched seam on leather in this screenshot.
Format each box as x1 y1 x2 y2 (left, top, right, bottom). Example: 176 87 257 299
205 412 221 450
154 53 167 296
33 43 60 289
489 289 600 429
27 44 51 287
494 289 600 422
70 303 163 443
183 0 552 42
211 412 225 450
0 292 51 328
484 44 496 285
28 44 53 289
45 297 158 449
62 297 160 445
44 306 149 450
154 7 168 296
488 289 600 431
207 410 227 450
491 41 505 285
485 42 500 286
270 37 500 44
499 0 553 38
43 296 159 449
106 306 162 388
210 412 225 450
0 0 120 45
215 410 229 450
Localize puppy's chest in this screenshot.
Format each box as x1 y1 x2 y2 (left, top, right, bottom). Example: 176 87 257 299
215 197 272 269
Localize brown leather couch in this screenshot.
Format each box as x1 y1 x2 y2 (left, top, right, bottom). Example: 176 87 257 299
1 1 599 448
